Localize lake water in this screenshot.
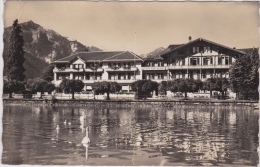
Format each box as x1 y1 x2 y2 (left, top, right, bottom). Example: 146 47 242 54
2 104 259 166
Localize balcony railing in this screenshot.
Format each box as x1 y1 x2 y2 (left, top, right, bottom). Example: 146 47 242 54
54 67 104 72
142 66 167 70
106 66 138 72
167 64 231 70
85 67 104 72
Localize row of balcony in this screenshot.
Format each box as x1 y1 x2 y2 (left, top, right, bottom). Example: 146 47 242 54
54 77 216 85
54 65 231 73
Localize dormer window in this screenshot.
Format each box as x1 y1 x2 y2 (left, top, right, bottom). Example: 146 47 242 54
74 64 83 69
199 47 204 53
158 62 164 67
192 47 200 53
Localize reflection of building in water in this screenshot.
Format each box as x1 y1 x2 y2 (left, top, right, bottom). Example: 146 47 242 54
135 133 143 146
166 110 173 120
100 122 108 134
172 135 227 162
32 107 41 118
186 111 194 122
229 111 236 125
119 112 129 127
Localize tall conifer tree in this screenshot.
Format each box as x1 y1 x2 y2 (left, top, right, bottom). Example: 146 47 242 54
6 19 26 81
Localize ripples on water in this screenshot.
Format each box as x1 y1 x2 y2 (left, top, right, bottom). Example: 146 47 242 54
2 104 259 166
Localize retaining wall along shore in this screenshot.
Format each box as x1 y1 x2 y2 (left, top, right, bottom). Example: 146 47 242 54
3 98 257 109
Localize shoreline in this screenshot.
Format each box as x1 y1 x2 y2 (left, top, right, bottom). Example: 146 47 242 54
3 98 258 108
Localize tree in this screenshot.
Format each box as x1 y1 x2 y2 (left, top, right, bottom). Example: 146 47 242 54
44 82 56 94
41 65 54 82
26 78 55 98
91 81 121 100
167 79 202 99
59 79 84 99
203 78 229 98
230 48 259 100
158 81 168 95
131 80 158 99
6 19 26 81
4 80 25 98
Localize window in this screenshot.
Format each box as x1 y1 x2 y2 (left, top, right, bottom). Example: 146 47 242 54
73 64 84 69
158 62 164 67
148 74 154 79
182 71 185 78
189 72 193 79
108 63 111 68
86 74 90 80
197 70 200 79
182 59 185 65
191 58 199 65
172 58 176 64
218 57 222 65
190 58 196 65
92 74 97 80
229 56 233 64
202 71 206 78
57 74 69 80
210 72 213 78
210 57 213 64
193 47 196 53
204 47 207 52
199 47 203 53
158 73 164 79
203 58 207 65
225 57 229 65
196 47 200 53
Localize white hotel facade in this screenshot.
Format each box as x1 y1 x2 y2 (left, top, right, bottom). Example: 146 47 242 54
52 38 246 93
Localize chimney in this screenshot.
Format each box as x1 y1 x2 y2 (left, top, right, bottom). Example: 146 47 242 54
189 36 192 42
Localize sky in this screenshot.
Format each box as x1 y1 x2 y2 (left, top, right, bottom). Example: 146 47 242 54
3 1 259 55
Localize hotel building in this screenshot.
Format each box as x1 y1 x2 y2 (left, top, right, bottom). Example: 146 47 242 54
52 38 246 93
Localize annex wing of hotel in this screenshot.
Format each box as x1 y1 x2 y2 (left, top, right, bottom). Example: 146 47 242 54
52 37 251 95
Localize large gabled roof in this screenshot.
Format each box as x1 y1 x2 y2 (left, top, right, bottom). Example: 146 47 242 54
160 38 246 57
103 51 143 62
52 51 143 63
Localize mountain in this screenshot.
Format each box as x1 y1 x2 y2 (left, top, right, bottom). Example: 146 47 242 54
142 47 166 59
3 20 102 79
